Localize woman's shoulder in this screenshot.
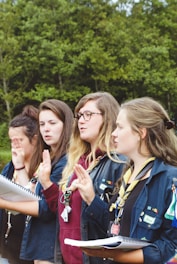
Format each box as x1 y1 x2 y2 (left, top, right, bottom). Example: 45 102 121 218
53 154 67 167
152 158 177 185
154 158 177 173
50 154 67 182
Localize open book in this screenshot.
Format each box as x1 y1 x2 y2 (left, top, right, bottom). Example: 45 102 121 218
64 236 150 250
0 174 41 202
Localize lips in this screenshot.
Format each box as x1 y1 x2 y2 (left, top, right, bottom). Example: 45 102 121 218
79 127 86 132
113 141 118 147
44 135 52 140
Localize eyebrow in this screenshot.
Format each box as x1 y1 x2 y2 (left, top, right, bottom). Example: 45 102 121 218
78 109 99 112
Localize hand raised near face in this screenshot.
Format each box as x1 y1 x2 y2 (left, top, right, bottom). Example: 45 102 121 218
38 149 52 190
73 164 95 205
11 138 25 169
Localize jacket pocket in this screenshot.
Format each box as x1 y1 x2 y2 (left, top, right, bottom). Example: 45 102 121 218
135 209 162 241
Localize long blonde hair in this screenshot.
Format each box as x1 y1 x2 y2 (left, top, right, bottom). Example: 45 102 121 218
61 92 121 185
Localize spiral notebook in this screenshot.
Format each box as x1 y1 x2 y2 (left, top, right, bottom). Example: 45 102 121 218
0 174 41 202
64 236 150 250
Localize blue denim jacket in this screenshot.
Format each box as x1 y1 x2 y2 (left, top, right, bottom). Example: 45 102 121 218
86 158 177 264
134 159 177 264
20 155 67 261
81 153 126 264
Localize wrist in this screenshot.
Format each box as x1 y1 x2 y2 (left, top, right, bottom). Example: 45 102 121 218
15 165 25 171
41 180 53 190
87 194 95 205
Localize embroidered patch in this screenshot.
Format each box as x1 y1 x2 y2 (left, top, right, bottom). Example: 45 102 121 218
143 214 155 225
99 183 107 190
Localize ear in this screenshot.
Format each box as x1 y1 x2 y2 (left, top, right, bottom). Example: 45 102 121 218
139 127 147 139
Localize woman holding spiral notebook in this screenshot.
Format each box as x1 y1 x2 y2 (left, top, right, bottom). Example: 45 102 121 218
0 105 38 264
0 99 73 264
73 97 177 263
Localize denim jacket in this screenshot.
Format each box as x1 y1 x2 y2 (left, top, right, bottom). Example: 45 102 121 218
134 159 177 264
20 155 67 261
43 153 126 264
86 158 177 264
81 153 126 264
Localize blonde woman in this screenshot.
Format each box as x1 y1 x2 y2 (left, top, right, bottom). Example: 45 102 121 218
40 92 126 264
77 97 177 263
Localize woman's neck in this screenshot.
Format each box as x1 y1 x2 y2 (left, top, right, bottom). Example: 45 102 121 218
129 156 154 182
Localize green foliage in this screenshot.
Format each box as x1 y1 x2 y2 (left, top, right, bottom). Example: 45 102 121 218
0 123 11 171
0 122 11 171
0 122 10 149
0 149 11 172
0 0 177 123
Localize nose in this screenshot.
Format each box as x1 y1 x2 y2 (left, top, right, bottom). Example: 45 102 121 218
11 138 20 148
78 115 85 122
44 123 50 131
112 127 118 137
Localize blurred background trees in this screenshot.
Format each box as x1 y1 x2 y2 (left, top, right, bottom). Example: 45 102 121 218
0 0 177 150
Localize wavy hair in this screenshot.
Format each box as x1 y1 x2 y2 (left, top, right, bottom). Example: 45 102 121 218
61 92 121 185
121 97 177 166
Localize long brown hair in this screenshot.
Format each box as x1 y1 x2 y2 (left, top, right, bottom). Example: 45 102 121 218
121 97 177 166
29 99 73 178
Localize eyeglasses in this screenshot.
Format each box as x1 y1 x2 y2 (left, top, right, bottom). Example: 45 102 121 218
74 111 102 121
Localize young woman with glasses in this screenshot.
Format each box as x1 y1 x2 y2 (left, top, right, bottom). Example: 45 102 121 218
74 97 177 264
39 92 127 264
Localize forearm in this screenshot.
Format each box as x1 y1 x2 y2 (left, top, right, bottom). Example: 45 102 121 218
40 178 53 190
42 183 59 213
15 168 30 186
0 199 39 216
112 249 144 263
82 248 144 263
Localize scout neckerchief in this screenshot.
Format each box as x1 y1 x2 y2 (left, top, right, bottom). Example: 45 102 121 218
109 157 155 236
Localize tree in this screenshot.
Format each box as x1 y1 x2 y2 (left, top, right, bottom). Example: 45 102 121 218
1 0 177 122
0 0 21 121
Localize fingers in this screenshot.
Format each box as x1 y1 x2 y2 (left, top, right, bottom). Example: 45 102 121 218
69 179 79 191
11 148 18 155
42 149 51 163
11 138 24 158
11 138 22 148
74 164 89 181
40 149 51 176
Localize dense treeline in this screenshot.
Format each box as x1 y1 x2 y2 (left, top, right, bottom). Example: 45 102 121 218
0 0 177 141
